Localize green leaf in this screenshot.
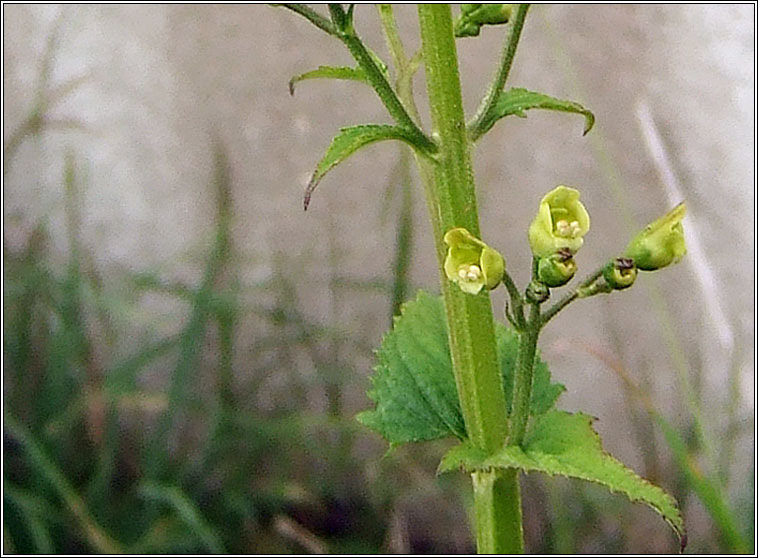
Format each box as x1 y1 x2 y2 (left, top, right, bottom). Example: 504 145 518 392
478 87 595 138
289 65 369 95
288 49 389 95
304 125 433 210
357 292 564 445
439 410 686 548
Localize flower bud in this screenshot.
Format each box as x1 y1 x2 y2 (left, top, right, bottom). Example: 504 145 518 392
454 4 512 37
526 280 550 304
443 227 505 295
603 257 637 290
625 203 686 271
528 185 590 258
537 248 577 288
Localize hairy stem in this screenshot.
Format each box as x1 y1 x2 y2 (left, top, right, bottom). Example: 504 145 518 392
508 302 541 446
502 271 526 330
417 5 519 554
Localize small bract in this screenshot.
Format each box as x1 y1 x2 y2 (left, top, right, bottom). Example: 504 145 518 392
443 227 505 295
528 186 590 258
625 203 686 271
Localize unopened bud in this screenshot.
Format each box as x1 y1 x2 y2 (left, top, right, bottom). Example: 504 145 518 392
537 248 577 288
603 257 637 290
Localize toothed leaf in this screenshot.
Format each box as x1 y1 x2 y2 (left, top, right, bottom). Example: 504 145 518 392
439 410 685 549
357 292 564 445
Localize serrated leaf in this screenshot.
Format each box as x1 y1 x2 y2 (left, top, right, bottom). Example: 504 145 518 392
439 410 685 548
357 292 565 445
304 125 432 210
478 87 595 138
289 65 369 95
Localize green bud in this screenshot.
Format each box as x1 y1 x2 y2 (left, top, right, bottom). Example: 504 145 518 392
603 257 637 290
454 4 512 37
443 227 505 295
537 248 577 287
625 203 686 271
526 280 550 304
528 185 591 258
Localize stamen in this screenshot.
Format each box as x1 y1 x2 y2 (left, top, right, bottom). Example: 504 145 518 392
458 268 468 279
466 265 482 282
555 220 571 237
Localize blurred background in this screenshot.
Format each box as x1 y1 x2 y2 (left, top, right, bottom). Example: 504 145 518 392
2 4 754 554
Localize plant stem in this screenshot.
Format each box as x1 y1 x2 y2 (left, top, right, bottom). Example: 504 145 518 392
281 4 434 151
279 4 338 36
468 4 530 141
541 267 604 326
472 469 524 553
417 2 506 455
417 5 519 553
377 4 423 125
508 302 541 445
502 270 526 330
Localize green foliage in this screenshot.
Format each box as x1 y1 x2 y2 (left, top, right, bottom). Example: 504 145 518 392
357 292 564 445
288 48 391 96
304 124 436 210
289 65 370 95
439 410 686 547
476 87 595 139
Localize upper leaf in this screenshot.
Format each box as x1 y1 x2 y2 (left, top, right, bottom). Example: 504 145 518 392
357 292 564 445
439 410 686 549
288 51 389 95
476 87 595 139
304 125 433 210
289 65 369 95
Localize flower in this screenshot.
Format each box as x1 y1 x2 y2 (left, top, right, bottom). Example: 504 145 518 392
603 257 637 290
528 186 590 258
625 203 686 271
537 248 577 287
443 227 505 295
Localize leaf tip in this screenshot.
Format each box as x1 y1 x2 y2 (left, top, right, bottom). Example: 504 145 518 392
679 529 688 553
303 170 323 211
582 113 596 136
288 79 296 96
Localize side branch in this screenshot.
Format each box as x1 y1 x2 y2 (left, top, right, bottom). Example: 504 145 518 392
468 4 530 142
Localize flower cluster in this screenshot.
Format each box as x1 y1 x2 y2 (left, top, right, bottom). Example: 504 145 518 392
443 185 686 298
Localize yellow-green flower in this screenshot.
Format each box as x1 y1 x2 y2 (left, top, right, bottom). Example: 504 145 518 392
625 203 686 271
528 186 591 258
538 248 577 287
443 227 505 295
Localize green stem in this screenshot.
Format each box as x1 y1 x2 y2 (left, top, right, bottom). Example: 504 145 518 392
502 270 526 330
468 4 530 141
473 469 524 553
282 4 434 151
377 4 423 125
417 5 518 554
508 302 541 446
279 4 338 36
541 266 604 326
